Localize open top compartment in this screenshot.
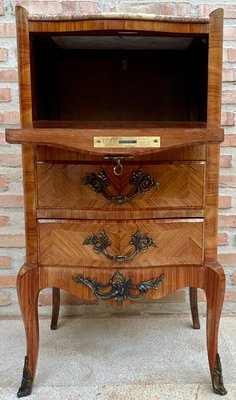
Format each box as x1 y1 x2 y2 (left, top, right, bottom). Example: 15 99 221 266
30 32 208 124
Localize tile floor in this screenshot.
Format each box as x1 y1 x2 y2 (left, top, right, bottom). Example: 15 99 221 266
0 315 235 399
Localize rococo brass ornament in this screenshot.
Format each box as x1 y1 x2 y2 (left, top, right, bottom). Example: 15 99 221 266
73 271 165 302
212 353 227 396
83 228 158 262
83 168 159 203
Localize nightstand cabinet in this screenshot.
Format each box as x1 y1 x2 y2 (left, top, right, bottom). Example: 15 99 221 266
6 6 227 397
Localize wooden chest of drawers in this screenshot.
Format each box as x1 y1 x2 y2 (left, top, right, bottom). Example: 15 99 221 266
6 6 227 397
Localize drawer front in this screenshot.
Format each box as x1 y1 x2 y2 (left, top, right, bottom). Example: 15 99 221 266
43 265 205 305
37 162 205 211
38 219 204 267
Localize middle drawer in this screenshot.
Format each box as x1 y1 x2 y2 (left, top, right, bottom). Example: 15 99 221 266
38 219 204 267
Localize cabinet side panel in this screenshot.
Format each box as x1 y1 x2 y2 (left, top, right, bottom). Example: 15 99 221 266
205 9 223 262
16 6 37 264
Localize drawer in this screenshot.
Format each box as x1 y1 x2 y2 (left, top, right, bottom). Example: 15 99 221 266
38 219 204 267
43 265 204 305
37 161 205 211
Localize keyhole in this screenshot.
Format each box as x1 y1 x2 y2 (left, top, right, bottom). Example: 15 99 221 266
122 59 128 71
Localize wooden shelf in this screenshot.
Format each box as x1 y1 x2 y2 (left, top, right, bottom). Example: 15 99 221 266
6 126 224 155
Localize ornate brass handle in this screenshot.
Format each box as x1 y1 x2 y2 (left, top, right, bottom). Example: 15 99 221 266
83 229 157 262
73 271 165 303
83 168 159 203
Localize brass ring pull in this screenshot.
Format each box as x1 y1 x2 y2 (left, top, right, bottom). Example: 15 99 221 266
83 168 159 203
73 271 165 303
83 229 158 262
113 159 123 175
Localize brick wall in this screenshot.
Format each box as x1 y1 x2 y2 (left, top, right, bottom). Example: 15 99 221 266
0 0 236 316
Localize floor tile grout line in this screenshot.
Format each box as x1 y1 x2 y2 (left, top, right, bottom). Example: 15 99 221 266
195 383 201 400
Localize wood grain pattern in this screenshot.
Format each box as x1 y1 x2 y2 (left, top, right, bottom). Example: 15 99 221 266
189 287 200 329
17 264 40 396
36 208 205 220
205 9 223 263
6 127 224 155
15 6 32 125
204 262 226 385
36 162 205 211
28 17 210 35
15 6 37 265
36 144 207 162
204 11 226 383
38 264 206 304
38 219 204 267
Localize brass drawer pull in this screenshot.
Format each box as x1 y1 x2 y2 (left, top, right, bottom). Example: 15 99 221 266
73 271 165 303
83 168 159 203
83 229 157 262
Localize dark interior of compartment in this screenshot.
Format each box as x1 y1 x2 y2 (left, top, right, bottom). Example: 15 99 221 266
31 33 208 122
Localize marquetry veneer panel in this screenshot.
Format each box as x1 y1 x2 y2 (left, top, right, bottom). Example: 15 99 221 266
37 162 205 211
38 219 204 267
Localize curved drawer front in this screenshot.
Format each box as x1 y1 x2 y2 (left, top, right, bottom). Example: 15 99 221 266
38 219 204 267
37 162 205 211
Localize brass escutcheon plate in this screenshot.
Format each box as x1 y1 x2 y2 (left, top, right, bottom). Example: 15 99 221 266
94 136 161 148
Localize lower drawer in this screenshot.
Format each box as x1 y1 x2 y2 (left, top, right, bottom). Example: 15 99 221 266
38 219 204 267
40 265 205 305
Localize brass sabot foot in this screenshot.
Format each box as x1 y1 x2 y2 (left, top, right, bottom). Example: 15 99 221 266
17 356 33 398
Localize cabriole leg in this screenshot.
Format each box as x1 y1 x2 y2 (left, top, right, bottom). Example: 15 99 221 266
204 263 227 396
51 287 60 330
17 264 40 398
189 287 200 329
